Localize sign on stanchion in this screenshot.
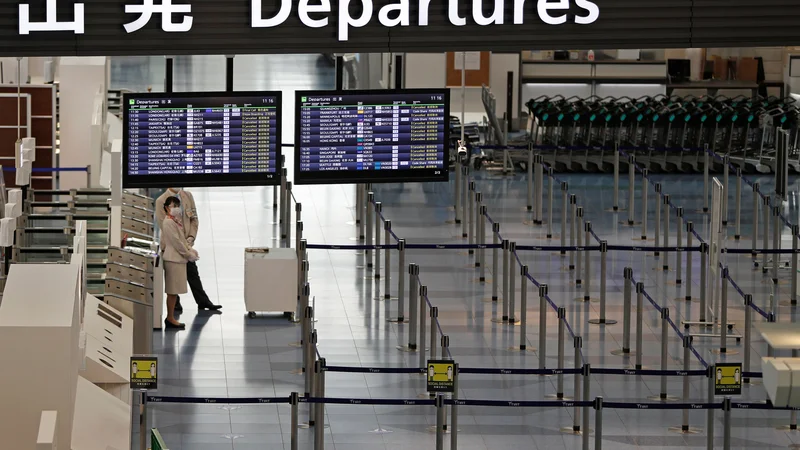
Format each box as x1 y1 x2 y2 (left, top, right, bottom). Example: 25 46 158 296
151 428 169 450
131 355 158 390
427 360 456 393
714 363 743 396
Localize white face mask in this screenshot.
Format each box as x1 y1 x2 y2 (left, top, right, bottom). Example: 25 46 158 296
170 206 182 216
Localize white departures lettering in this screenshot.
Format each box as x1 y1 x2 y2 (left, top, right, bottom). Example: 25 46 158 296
19 0 84 34
299 0 331 28
124 0 193 33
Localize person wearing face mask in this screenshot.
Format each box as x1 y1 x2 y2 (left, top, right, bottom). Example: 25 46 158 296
156 187 222 312
160 196 199 329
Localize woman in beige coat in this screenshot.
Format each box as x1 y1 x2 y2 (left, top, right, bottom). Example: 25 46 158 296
161 196 199 330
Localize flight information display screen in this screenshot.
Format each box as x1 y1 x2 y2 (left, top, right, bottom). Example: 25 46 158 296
123 91 282 188
294 89 449 184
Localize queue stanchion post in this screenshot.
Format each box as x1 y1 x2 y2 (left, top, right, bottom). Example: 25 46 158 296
627 154 635 225
557 307 566 398
273 157 281 209
700 243 708 323
535 154 544 224
383 221 392 300
561 182 569 254
670 335 701 433
582 364 591 450
296 221 303 261
297 240 306 308
290 392 299 450
314 359 326 450
654 183 662 256
547 167 554 239
508 242 517 324
491 223 499 297
527 145 534 210
356 184 363 228
595 397 604 450
718 267 732 355
366 192 373 269
734 168 742 239
635 282 644 369
576 207 583 284
703 146 709 213
763 196 771 273
582 222 592 302
707 367 715 448
468 189 477 255
360 185 367 241
388 239 407 322
519 265 529 350
435 394 445 450
722 155 729 226
743 294 752 383
450 363 459 450
613 146 620 211
419 285 428 371
280 167 287 236
454 157 461 225
772 205 780 283
663 194 670 270
296 202 303 231
501 239 510 321
676 207 683 284
430 307 439 360
612 267 633 356
477 199 484 269
648 308 677 401
792 226 799 306
374 202 382 279
569 194 577 269
401 264 419 352
723 397 731 450
589 242 616 325
539 284 548 368
752 182 760 258
641 168 649 239
305 328 317 424
286 181 293 246
462 168 469 238
138 392 147 450
573 336 583 433
686 222 693 301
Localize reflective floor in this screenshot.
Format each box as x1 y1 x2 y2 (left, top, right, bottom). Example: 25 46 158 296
114 55 800 449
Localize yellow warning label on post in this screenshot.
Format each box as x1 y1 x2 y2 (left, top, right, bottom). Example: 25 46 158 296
426 360 455 393
714 363 742 396
131 356 158 390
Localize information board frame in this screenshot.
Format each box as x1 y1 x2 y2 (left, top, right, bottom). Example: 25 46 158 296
294 88 450 185
122 90 283 188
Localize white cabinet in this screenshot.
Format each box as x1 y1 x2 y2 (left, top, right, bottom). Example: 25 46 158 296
244 247 297 318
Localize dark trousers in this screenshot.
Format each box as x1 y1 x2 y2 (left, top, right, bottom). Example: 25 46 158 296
177 261 211 306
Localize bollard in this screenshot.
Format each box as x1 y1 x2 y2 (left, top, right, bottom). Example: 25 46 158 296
793 226 799 305
654 183 662 256
468 188 476 254
388 240 406 322
700 243 708 323
450 363 459 450
435 394 445 450
576 207 583 284
734 168 742 239
455 158 462 225
723 397 731 449
762 196 770 273
383 221 392 300
430 307 438 360
743 294 752 383
547 168 555 238
583 222 592 301
520 265 529 350
589 242 616 325
573 336 582 432
720 267 729 354
703 147 709 213
535 154 544 224
502 239 510 321
366 192 374 268
462 168 469 238
314 359 326 450
635 282 644 369
509 242 517 323
659 309 670 400
492 224 500 300
285 181 293 244
570 195 577 269
374 202 382 279
663 194 670 270
772 205 780 283
613 268 633 355
641 168 649 239
527 146 534 210
628 154 635 225
477 200 485 270
290 392 299 450
305 327 317 399
582 364 591 450
557 307 566 398
419 285 428 370
539 284 548 368
406 264 419 351
613 147 620 211
676 207 683 283
686 222 693 300
707 367 715 448
595 397 604 450
722 155 729 226
752 183 760 258
561 182 569 254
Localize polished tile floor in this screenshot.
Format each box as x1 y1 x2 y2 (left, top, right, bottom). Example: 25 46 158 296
113 55 800 449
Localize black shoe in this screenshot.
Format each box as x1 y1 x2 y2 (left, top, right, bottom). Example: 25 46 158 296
199 302 223 311
164 319 186 330
174 299 184 313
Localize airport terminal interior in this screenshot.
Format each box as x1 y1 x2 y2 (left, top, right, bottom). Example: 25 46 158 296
8 42 800 450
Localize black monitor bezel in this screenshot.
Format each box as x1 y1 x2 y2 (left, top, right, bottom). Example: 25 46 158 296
293 88 450 185
122 90 283 188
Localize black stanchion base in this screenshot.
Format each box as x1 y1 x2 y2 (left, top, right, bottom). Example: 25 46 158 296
619 220 642 227
475 277 491 284
560 426 590 435
379 295 398 301
575 279 582 285
576 296 600 303
475 263 481 268
535 220 543 225
527 206 532 211
779 300 798 307
545 393 574 400
482 295 498 302
775 425 800 431
468 250 474 255
568 265 575 270
396 345 419 353
662 265 669 271
646 394 680 402
722 221 728 226
588 318 618 325
677 296 692 302
508 346 536 352
711 348 740 355
491 316 510 324
462 233 468 238
387 317 409 324
375 274 381 280
668 426 702 434
455 220 461 224
610 349 636 356
546 234 553 239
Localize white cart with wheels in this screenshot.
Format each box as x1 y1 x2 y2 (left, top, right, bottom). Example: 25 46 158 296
244 247 297 320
